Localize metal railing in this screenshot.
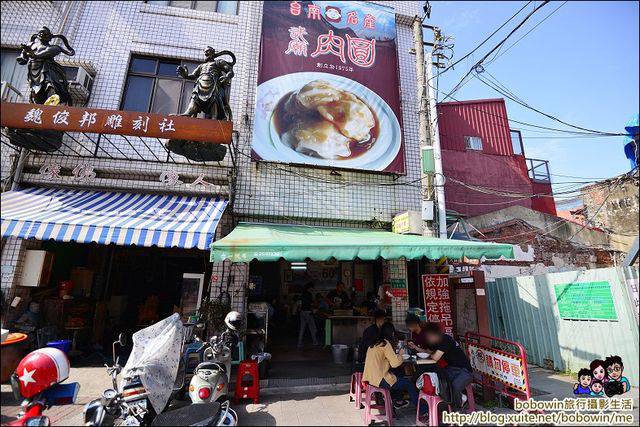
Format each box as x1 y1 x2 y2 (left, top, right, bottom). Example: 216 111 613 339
526 157 550 182
1 81 25 103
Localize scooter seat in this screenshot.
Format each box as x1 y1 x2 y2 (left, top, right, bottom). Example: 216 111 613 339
151 402 221 426
196 361 226 373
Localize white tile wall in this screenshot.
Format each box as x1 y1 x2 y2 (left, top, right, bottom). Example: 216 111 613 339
2 1 423 312
2 0 423 223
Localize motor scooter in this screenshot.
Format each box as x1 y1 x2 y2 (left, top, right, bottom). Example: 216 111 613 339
187 334 232 404
85 315 237 426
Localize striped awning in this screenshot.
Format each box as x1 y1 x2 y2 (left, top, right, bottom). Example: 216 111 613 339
1 187 227 250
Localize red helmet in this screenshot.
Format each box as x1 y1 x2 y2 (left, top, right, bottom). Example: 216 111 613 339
12 348 70 398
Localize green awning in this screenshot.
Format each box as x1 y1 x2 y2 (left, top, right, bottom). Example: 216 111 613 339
210 223 513 262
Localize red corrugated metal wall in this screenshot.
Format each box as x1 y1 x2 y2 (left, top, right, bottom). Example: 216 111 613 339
437 98 557 217
441 149 534 217
437 99 513 156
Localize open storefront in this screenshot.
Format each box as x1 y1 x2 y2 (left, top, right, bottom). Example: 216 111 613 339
210 223 514 381
1 186 227 357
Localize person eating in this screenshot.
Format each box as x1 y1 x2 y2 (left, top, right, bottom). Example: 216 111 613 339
362 322 418 410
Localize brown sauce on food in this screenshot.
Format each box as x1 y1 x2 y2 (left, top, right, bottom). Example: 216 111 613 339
273 90 379 160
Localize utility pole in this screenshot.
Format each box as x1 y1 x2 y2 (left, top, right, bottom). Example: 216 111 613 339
413 18 447 238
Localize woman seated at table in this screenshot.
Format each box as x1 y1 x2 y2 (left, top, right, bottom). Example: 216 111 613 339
362 323 418 409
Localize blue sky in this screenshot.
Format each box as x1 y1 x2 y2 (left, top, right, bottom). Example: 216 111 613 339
429 1 639 192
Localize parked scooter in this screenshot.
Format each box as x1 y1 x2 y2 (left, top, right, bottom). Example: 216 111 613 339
84 314 237 426
187 334 231 404
8 347 80 426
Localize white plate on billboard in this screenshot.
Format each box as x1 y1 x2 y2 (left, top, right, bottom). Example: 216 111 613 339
253 72 402 172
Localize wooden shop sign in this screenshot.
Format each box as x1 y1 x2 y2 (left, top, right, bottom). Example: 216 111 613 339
0 102 232 144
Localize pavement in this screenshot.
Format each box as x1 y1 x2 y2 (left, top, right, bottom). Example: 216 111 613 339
1 365 638 425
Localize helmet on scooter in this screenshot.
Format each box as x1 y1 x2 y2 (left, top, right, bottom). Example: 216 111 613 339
12 348 70 398
224 311 242 331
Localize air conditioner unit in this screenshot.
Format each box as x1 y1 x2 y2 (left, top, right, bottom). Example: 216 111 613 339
58 59 96 105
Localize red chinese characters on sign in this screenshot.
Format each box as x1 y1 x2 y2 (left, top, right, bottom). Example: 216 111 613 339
283 2 377 67
288 2 376 29
311 30 346 63
422 274 453 336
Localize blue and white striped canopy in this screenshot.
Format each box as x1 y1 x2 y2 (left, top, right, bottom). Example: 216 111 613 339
1 187 227 250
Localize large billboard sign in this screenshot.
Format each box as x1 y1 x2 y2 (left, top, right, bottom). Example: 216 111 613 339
252 1 405 173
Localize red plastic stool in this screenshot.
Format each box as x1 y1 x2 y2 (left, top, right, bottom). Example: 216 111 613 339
362 382 393 426
415 383 476 426
349 372 364 409
233 360 260 404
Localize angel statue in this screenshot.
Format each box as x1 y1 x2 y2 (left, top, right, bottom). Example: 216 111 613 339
17 26 76 105
176 46 236 121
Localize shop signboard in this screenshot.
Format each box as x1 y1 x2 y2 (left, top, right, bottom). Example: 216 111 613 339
467 343 527 392
0 102 232 143
554 281 617 321
422 274 453 335
252 1 405 173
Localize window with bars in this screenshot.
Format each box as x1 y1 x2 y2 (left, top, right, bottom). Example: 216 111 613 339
120 56 199 115
464 135 483 151
146 0 239 15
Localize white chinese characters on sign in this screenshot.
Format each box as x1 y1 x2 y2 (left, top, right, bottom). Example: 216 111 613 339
159 170 182 186
105 114 123 130
24 108 43 124
285 26 309 57
159 118 175 133
188 174 212 187
52 110 70 125
422 274 453 336
39 162 62 179
133 116 150 133
72 164 96 182
79 111 97 127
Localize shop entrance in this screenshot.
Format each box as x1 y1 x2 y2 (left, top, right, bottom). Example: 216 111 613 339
246 259 384 380
37 241 210 358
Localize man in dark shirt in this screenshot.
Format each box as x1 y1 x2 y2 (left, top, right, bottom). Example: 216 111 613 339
358 309 388 365
421 322 473 409
405 313 429 352
297 283 318 347
326 281 352 309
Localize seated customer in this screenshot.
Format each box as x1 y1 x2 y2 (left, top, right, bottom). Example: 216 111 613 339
405 313 429 353
358 309 388 364
362 323 418 409
421 323 473 409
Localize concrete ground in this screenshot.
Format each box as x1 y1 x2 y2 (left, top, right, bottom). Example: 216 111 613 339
2 365 638 425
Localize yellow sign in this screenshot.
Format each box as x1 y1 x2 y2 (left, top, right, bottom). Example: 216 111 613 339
392 212 410 234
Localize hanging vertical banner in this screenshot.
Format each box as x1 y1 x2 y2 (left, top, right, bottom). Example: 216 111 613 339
252 1 405 173
422 274 453 336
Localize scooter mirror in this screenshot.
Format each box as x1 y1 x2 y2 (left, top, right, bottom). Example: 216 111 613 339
118 333 127 347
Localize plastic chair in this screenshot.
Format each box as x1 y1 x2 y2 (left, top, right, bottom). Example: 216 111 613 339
231 341 244 366
362 382 393 426
348 372 364 409
233 360 260 404
415 383 476 426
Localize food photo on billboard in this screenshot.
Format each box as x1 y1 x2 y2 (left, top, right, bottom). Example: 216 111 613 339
252 0 406 173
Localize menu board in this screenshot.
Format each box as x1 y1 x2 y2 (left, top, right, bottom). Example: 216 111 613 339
422 274 453 335
554 281 617 321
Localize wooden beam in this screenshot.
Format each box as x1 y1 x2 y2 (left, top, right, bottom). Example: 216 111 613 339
0 102 232 144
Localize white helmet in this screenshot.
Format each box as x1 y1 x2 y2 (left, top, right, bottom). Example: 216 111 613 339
224 311 242 331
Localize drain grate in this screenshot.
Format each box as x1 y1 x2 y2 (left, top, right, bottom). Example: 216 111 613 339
263 375 351 388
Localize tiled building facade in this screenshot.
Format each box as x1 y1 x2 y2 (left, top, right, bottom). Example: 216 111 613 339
1 1 423 318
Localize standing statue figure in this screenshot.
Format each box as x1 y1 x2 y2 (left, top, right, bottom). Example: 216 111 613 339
177 46 235 121
17 26 75 105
